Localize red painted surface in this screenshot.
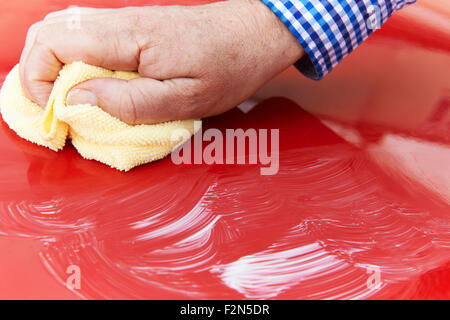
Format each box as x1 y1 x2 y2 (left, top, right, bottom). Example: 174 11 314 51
0 0 449 299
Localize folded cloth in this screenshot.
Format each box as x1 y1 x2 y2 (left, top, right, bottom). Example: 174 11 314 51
0 62 198 171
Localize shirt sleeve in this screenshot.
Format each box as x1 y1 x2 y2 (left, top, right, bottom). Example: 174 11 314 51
260 0 416 80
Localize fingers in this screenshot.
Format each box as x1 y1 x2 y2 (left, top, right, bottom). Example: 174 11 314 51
19 8 142 108
66 77 204 125
19 22 63 107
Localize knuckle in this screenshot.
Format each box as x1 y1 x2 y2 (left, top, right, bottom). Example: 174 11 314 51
22 67 33 83
34 25 51 44
26 22 52 45
29 21 43 31
118 86 138 125
138 45 163 77
44 9 66 21
126 11 141 30
26 22 44 41
20 70 33 96
44 6 83 21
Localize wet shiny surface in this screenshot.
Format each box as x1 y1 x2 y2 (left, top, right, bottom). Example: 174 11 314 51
0 0 449 299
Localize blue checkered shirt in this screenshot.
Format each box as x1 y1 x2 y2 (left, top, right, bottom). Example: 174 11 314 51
260 0 416 79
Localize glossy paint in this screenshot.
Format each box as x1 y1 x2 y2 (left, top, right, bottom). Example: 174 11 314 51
0 0 449 299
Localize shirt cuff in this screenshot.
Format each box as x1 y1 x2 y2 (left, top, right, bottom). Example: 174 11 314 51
260 0 416 80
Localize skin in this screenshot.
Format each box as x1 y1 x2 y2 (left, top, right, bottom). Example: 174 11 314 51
19 0 304 125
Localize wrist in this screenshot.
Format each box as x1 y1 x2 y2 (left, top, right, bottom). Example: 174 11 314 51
238 0 304 67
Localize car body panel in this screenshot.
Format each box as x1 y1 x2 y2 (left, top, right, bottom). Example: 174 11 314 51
0 0 448 299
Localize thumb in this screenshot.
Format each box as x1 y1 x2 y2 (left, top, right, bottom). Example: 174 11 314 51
66 77 200 125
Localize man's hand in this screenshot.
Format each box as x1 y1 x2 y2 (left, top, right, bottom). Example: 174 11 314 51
19 0 304 125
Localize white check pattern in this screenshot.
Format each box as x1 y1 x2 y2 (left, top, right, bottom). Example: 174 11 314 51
260 0 416 79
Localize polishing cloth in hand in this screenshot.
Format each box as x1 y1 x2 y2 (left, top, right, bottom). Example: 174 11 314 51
0 62 198 171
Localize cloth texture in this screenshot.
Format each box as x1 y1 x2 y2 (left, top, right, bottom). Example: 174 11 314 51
0 62 197 171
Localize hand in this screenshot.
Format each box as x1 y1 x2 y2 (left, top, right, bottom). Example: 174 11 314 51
19 0 304 125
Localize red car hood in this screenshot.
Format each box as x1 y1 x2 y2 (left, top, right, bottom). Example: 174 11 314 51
0 0 449 299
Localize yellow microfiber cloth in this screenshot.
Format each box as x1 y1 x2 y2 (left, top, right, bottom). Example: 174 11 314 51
0 62 198 171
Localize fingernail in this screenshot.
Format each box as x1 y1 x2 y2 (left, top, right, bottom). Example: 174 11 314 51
66 89 98 106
